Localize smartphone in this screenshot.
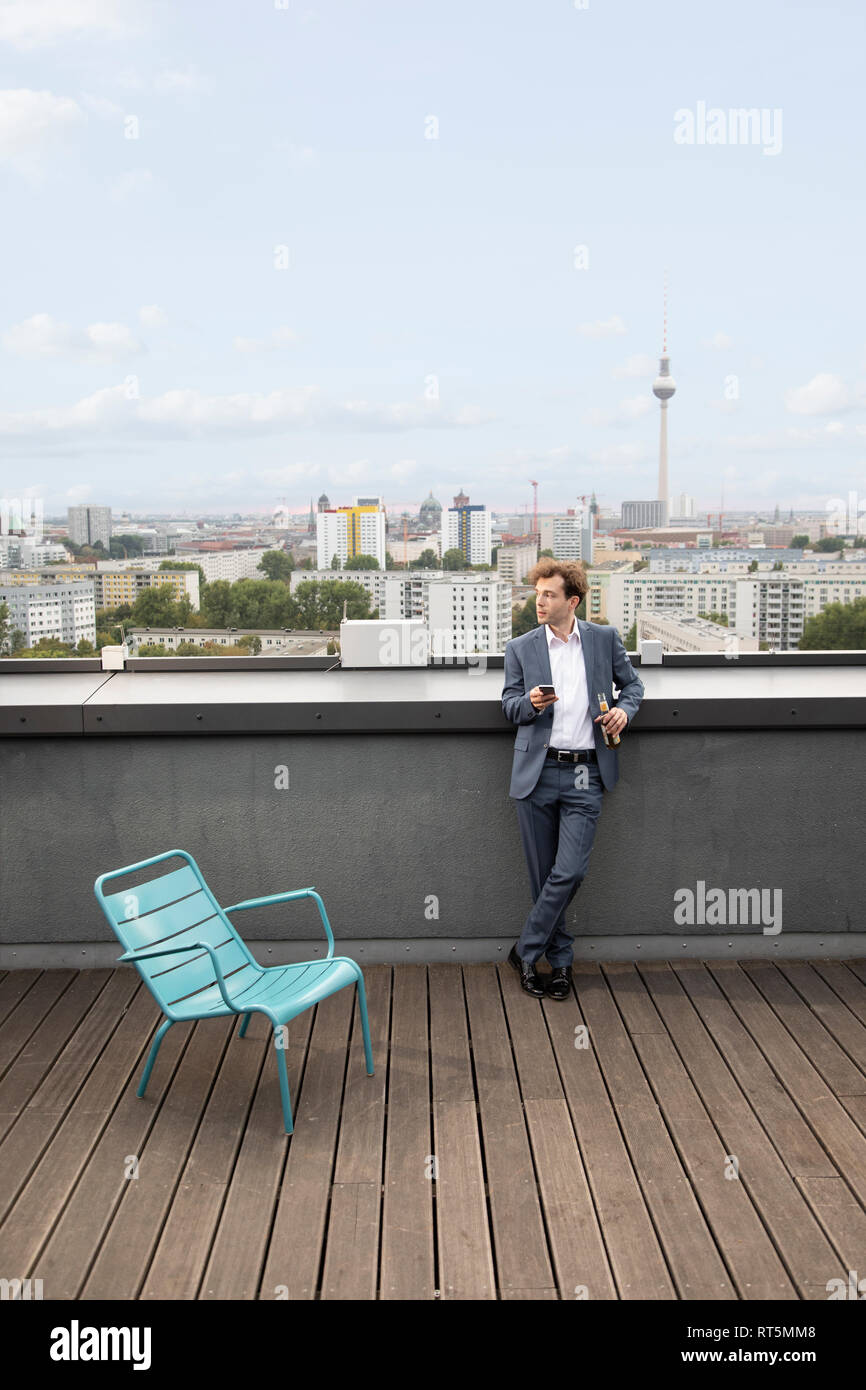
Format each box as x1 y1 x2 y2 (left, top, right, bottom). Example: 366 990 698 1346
538 685 556 696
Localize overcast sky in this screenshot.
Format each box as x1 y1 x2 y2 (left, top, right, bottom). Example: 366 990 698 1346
1 0 864 523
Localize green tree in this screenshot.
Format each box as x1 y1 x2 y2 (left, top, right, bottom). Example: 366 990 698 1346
330 553 341 569
511 594 537 637
441 548 466 571
76 638 95 655
798 597 866 650
791 534 809 548
237 633 263 653
0 601 8 655
748 559 759 572
136 643 169 655
130 587 181 627
344 553 380 570
109 534 147 558
257 550 295 582
293 579 373 629
698 611 729 626
539 549 554 558
200 579 233 626
409 548 439 570
624 622 637 649
813 537 844 553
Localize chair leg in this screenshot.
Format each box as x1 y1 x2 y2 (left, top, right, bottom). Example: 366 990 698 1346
273 1027 294 1134
238 1012 251 1038
354 977 375 1076
138 1018 173 1097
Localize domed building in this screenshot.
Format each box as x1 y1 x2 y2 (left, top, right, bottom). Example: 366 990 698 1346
419 490 442 529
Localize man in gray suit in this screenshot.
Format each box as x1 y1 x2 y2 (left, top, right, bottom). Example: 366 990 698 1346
502 558 645 999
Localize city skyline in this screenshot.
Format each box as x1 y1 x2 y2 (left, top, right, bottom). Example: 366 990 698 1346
1 1 864 517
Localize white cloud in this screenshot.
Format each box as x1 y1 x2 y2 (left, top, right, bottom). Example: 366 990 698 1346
0 89 84 170
234 325 298 354
79 91 123 119
0 383 493 441
703 331 733 349
0 0 142 49
139 305 167 327
577 315 627 339
3 312 141 361
611 353 656 379
784 372 852 416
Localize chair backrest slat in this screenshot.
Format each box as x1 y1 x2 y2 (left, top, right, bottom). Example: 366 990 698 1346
96 853 257 1015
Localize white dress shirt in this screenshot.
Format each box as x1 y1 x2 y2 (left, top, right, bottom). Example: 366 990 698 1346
544 617 595 750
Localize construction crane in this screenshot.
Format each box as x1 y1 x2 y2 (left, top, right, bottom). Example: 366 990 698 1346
529 480 538 544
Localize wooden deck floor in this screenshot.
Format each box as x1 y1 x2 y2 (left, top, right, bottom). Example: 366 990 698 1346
1 959 866 1300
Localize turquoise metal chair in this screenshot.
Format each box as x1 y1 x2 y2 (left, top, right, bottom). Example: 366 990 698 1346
93 848 374 1133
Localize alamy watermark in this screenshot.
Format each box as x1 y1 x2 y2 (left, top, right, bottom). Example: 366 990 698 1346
674 102 782 157
674 880 782 935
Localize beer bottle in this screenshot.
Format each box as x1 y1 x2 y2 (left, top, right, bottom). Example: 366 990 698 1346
597 691 621 747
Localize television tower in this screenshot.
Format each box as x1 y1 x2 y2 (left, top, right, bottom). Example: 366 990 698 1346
652 278 676 527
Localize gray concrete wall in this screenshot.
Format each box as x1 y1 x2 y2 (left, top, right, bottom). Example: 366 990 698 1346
1 728 863 959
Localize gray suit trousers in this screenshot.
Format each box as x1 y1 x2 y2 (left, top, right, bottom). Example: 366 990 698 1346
515 757 605 967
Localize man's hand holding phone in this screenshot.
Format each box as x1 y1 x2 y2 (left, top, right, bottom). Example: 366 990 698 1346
529 685 557 711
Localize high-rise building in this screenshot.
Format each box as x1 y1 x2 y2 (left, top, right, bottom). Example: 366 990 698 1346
441 491 492 566
67 505 112 550
316 501 387 569
622 500 665 530
672 493 695 519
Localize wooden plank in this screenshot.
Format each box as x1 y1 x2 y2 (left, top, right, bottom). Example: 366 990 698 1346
601 962 667 1033
543 971 674 1298
775 962 866 1084
812 960 866 1026
606 965 796 1298
742 963 866 1095
646 962 844 1297
321 1184 380 1299
0 971 77 1089
796 1176 866 1276
0 970 133 1222
259 988 355 1300
463 964 554 1294
707 962 866 1212
81 1017 235 1299
433 1101 496 1300
501 1287 558 1299
140 1013 273 1299
0 984 159 1281
673 963 835 1176
429 964 495 1299
199 1009 313 1300
26 1013 190 1298
568 963 734 1299
380 965 434 1301
498 963 563 1100
632 1030 795 1298
321 966 389 1299
0 969 42 1030
524 1098 616 1299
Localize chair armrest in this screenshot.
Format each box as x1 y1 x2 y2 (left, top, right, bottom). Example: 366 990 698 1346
119 940 239 1011
221 887 335 959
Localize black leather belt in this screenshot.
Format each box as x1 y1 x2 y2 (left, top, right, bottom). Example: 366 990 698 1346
547 748 597 763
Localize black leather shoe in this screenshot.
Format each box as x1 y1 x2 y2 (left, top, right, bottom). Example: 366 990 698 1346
508 944 546 997
546 966 573 1000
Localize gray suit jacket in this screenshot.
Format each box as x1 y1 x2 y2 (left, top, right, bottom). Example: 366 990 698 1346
502 620 645 797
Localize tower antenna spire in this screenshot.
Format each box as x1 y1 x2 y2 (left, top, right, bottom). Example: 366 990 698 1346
663 271 668 353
